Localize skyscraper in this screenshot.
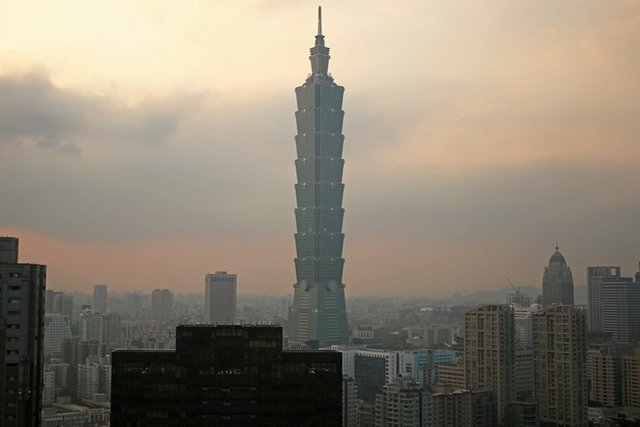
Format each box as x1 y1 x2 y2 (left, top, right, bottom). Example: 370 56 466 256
204 271 237 324
0 237 47 427
288 6 349 347
92 284 107 314
542 245 574 306
600 277 640 345
151 288 174 324
587 266 621 332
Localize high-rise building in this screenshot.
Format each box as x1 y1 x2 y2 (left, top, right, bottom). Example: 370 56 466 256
151 288 174 324
430 384 497 427
600 277 640 345
463 305 515 423
43 313 72 358
622 348 640 409
374 376 430 426
437 360 466 391
53 292 73 320
111 325 342 426
103 312 122 351
204 271 237 324
342 376 359 427
79 309 103 345
0 237 47 427
92 284 107 314
532 305 587 426
587 349 621 408
288 6 349 347
588 266 621 332
542 245 574 306
515 348 534 403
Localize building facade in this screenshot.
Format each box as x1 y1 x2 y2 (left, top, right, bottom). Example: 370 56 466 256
374 376 429 427
151 288 174 324
204 271 237 324
0 237 47 427
463 304 515 423
430 385 497 427
542 246 574 306
532 305 587 426
587 266 621 332
622 348 640 409
92 284 107 314
587 349 621 407
111 324 342 426
288 6 349 347
44 313 72 358
599 277 640 345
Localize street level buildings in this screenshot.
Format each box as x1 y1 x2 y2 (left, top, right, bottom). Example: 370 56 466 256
288 6 349 347
0 237 47 427
204 271 237 324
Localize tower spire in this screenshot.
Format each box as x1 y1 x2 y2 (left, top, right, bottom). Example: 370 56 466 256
310 5 329 75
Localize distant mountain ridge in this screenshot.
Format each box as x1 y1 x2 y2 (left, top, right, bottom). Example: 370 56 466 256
438 285 587 305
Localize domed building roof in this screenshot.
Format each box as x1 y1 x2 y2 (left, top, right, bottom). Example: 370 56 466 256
548 245 567 266
528 303 544 312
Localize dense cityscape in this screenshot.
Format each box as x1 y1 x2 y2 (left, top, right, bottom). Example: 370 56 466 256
1 3 640 427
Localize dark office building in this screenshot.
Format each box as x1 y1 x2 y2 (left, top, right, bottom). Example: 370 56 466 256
111 325 341 426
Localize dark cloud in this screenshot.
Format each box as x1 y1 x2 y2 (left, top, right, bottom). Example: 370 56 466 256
0 69 294 241
0 71 200 150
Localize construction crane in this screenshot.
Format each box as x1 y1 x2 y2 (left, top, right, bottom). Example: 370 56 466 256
505 277 524 305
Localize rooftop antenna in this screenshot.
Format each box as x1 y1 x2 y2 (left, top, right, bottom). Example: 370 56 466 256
317 6 323 36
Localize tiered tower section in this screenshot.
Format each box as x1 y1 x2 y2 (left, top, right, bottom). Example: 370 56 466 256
288 7 348 347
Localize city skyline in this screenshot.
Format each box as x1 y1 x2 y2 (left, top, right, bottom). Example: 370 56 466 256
1 1 639 295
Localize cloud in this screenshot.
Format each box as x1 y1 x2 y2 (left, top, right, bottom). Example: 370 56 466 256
0 71 200 151
0 68 295 241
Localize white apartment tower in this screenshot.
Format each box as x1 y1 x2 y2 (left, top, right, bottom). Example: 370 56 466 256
205 271 237 324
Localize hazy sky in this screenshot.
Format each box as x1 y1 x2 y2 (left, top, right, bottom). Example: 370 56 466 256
1 1 639 296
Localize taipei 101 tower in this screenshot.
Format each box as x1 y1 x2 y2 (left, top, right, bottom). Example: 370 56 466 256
288 7 349 347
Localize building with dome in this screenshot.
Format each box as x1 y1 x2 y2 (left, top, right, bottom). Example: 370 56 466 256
542 246 574 306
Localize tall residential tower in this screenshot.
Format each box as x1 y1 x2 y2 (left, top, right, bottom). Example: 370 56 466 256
288 7 349 347
0 237 47 427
